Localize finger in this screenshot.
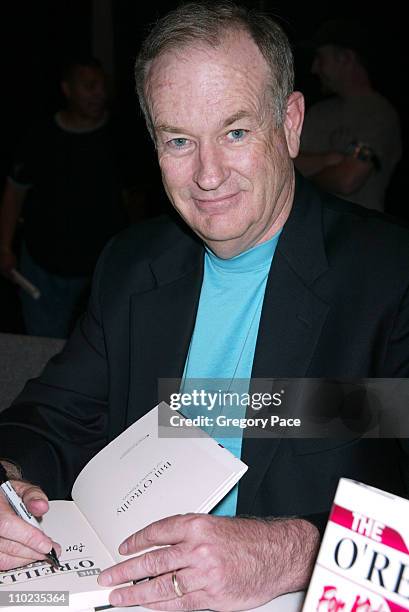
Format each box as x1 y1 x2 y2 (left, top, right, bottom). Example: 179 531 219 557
18 483 50 517
3 480 50 519
0 483 59 568
142 594 206 612
0 553 43 571
108 569 206 608
0 540 49 571
99 544 189 586
0 537 51 564
0 512 54 557
119 514 198 555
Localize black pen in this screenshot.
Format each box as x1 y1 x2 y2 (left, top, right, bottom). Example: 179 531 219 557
0 464 62 569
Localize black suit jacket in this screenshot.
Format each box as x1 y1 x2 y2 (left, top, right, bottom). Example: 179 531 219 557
1 176 409 521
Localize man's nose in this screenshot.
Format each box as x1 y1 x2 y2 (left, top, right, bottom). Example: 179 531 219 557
194 143 229 191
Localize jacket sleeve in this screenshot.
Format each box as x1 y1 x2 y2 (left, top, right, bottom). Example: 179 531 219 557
381 282 409 377
0 241 115 500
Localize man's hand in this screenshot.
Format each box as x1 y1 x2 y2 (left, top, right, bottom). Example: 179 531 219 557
295 151 345 177
0 473 60 570
98 514 320 611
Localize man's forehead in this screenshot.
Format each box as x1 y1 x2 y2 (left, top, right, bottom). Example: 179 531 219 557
146 32 270 123
149 31 268 87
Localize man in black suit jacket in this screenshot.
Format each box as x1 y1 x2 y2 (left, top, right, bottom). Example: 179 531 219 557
0 3 409 610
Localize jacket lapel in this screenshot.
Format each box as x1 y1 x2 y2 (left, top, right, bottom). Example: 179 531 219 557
126 238 204 426
238 176 331 513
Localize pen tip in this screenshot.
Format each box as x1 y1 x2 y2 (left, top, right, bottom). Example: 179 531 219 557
47 548 63 570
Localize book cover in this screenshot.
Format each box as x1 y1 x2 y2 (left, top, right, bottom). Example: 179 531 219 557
303 478 409 611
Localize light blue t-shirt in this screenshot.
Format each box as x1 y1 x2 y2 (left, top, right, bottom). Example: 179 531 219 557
182 232 280 515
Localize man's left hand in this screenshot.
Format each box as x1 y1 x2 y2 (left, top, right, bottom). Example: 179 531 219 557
98 513 319 611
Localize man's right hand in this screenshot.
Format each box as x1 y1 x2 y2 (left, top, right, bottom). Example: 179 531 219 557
0 248 17 279
0 479 59 570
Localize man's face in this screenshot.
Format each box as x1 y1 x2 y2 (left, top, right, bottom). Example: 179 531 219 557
63 66 107 120
311 45 344 95
146 31 304 258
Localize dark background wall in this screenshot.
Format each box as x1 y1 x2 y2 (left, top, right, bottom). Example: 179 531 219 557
0 1 406 332
0 0 405 184
0 2 93 184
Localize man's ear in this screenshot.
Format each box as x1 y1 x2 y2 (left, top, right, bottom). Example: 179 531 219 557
283 91 305 159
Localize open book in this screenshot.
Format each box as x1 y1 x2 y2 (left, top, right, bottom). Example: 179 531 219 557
0 403 247 611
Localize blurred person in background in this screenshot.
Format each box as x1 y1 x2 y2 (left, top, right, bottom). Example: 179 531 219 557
0 56 129 338
296 19 402 212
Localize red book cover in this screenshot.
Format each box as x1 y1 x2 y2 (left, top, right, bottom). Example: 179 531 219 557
303 479 409 611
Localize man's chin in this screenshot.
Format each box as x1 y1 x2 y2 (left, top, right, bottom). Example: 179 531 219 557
195 223 244 245
196 227 249 254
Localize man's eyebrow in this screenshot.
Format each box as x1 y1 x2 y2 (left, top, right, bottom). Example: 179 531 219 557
221 111 252 129
156 111 253 135
156 124 188 134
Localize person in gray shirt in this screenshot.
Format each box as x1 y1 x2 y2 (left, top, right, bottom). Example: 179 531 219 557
296 19 402 212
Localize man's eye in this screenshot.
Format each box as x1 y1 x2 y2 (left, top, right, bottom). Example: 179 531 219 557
168 138 189 148
227 129 248 142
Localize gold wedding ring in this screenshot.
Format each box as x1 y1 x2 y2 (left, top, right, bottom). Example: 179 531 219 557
172 571 184 597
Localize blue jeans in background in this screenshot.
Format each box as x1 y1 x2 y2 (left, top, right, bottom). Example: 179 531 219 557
19 243 90 339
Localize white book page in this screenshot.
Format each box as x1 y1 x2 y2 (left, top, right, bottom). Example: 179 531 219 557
111 591 304 612
71 404 247 561
0 501 115 611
